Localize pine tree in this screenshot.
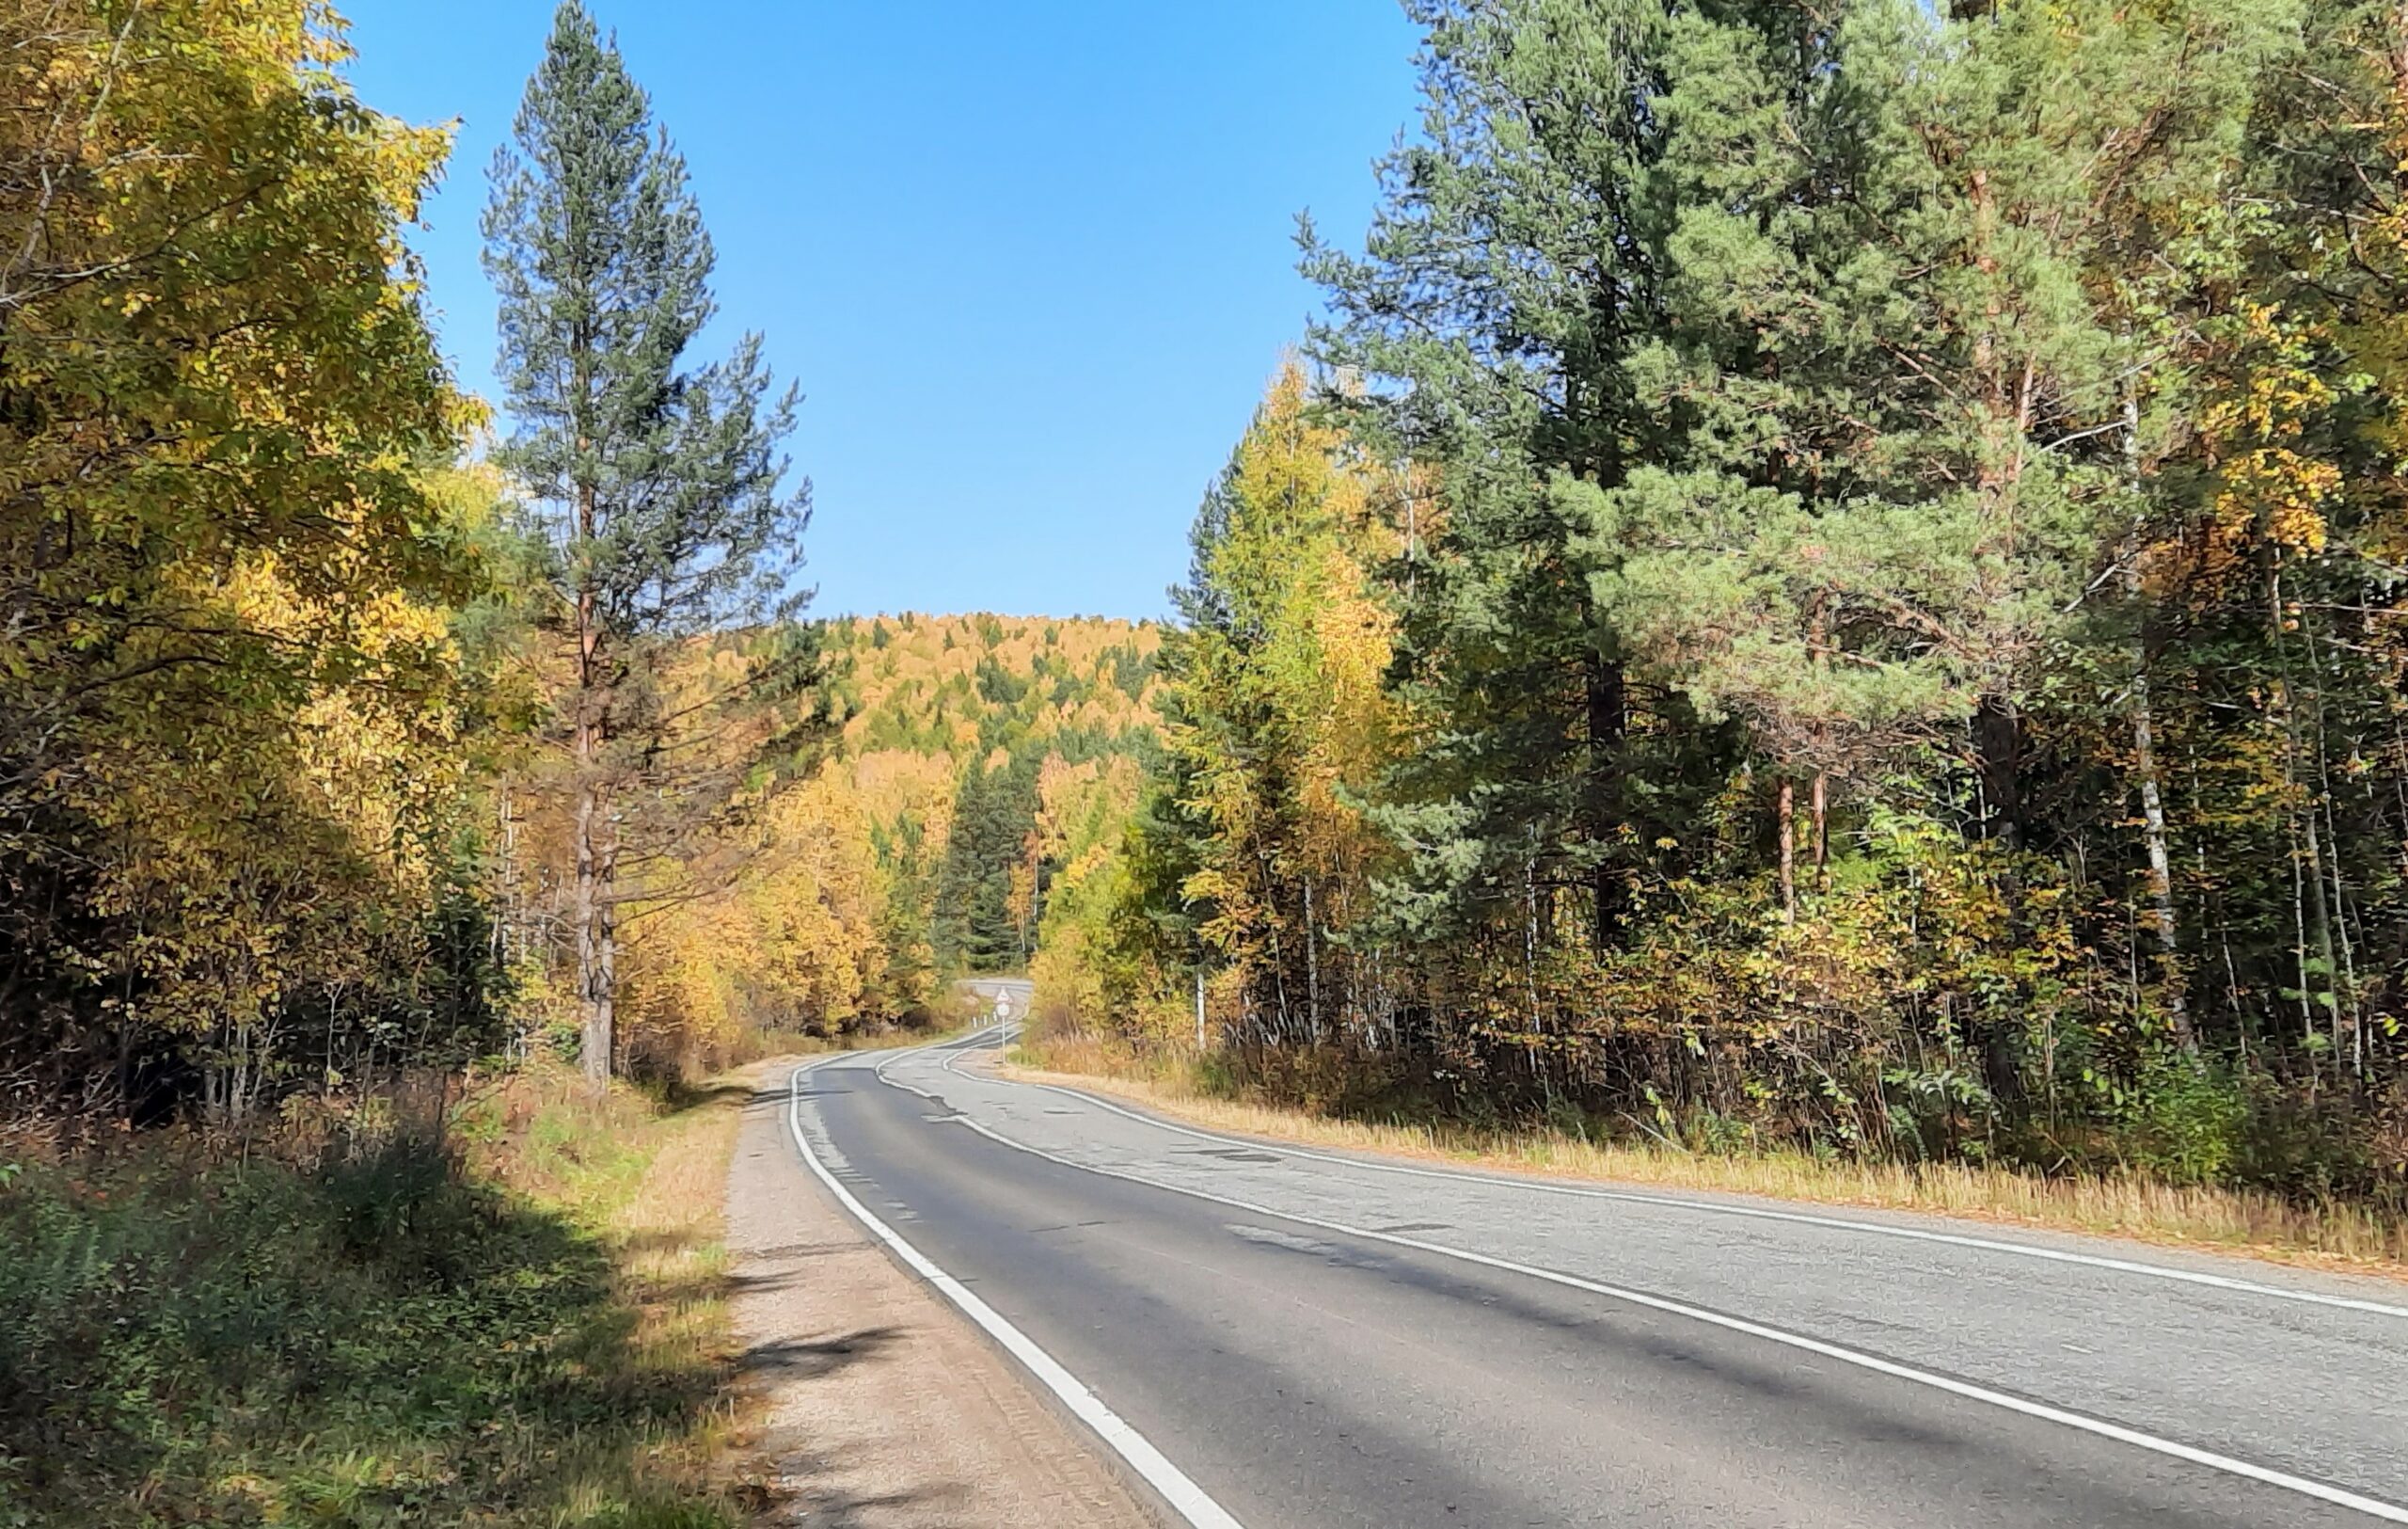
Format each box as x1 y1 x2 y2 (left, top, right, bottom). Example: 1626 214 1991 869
1302 0 1714 983
485 1 811 1088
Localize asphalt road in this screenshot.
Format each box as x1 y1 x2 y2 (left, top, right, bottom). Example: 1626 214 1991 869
787 1023 2408 1528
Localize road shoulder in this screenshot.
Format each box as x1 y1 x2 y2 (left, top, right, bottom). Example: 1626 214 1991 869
724 1061 1149 1529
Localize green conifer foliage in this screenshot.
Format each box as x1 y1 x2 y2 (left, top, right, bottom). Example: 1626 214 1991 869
484 1 811 1087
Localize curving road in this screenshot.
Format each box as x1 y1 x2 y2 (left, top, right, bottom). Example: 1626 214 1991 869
784 1020 2408 1528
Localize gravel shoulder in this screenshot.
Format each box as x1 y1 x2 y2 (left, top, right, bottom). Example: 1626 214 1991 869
724 1061 1148 1529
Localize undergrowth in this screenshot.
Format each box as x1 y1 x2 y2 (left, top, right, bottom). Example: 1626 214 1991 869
0 1061 753 1528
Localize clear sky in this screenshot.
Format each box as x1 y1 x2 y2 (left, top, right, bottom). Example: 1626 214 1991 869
339 1 1423 621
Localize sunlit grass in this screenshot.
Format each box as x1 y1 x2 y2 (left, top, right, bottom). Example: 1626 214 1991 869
1011 1034 2408 1278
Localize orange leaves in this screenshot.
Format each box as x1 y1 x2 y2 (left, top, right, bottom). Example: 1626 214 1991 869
633 762 891 1057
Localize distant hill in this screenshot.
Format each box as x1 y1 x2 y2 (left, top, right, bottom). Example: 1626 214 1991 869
825 613 1160 985
634 613 1164 1047
823 613 1161 762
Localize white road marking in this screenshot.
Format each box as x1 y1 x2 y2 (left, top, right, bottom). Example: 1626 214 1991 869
878 1046 2408 1525
786 1055 1247 1529
985 1065 2408 1321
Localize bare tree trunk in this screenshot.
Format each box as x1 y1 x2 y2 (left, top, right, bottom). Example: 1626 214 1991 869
2267 556 2338 1068
2128 653 2191 1050
2305 623 2366 1076
2287 813 2316 1047
1524 836 1542 1034
2123 384 2193 1054
1303 874 1321 1046
2301 802 2339 1059
496 781 517 969
1267 917 1291 1045
1585 655 1627 955
1810 771 1830 888
1777 777 1797 923
1020 836 1041 964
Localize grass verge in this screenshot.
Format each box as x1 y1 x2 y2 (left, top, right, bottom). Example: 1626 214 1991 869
1009 1034 2408 1281
0 1060 762 1529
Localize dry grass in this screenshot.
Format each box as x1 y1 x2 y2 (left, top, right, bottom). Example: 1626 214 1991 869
1010 1034 2408 1282
445 1043 926 1524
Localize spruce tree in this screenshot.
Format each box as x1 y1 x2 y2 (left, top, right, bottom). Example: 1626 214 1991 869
485 1 811 1088
935 755 1044 973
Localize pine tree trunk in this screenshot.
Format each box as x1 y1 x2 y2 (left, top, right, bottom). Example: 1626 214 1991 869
574 772 612 1091
1972 696 2023 852
595 844 617 1080
573 471 612 1093
1811 771 1830 888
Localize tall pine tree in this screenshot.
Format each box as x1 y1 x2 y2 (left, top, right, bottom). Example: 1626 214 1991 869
1302 0 1710 995
485 1 811 1087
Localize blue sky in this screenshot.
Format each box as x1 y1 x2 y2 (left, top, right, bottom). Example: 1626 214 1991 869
340 1 1423 621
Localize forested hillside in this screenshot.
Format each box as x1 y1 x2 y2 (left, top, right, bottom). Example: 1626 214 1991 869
1037 0 2408 1217
629 613 1161 1059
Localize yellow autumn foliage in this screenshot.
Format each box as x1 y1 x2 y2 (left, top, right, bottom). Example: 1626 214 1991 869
626 612 1164 1063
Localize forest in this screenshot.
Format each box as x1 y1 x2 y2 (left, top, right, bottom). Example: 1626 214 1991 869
632 612 1160 1062
1030 0 2408 1214
3 0 2405 1214
7 0 2408 1521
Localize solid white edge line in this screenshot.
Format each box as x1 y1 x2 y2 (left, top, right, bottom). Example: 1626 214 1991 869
991 1067 2408 1321
879 1046 2408 1525
785 1053 1248 1529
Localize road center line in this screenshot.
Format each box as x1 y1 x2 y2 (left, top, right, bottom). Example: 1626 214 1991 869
785 1054 1248 1529
879 1045 2408 1525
